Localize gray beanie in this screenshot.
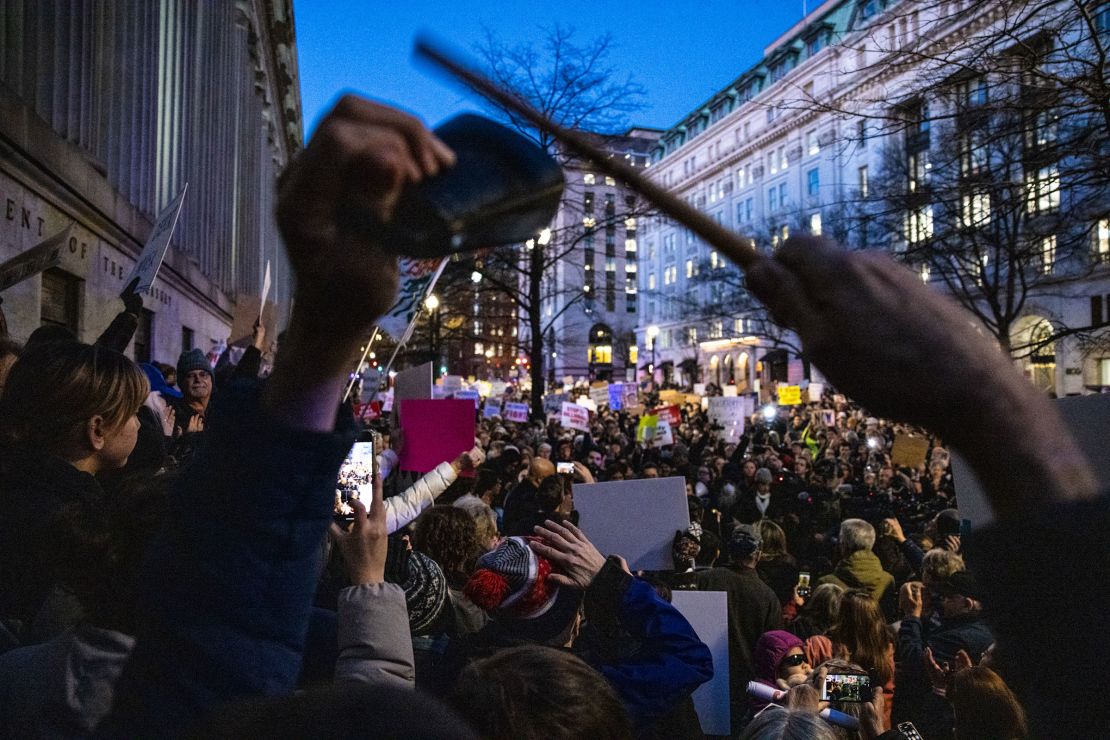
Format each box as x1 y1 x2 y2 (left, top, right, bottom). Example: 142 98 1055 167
728 523 763 560
177 348 212 383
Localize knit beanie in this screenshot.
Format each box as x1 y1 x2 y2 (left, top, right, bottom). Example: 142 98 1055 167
177 348 212 383
402 551 449 635
464 537 582 642
728 523 763 561
753 630 805 684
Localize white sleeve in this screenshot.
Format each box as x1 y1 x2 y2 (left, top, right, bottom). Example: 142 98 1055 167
384 461 458 533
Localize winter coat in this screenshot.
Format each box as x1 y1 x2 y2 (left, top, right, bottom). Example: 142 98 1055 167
818 549 896 618
0 624 133 738
0 444 102 635
335 582 415 689
384 462 456 534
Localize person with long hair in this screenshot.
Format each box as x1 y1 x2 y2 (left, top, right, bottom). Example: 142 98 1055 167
413 507 488 636
826 590 895 731
950 666 1028 740
0 341 148 637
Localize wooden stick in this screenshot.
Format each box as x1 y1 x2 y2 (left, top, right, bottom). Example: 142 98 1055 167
414 37 760 271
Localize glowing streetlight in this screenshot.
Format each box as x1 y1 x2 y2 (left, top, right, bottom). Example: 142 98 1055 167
471 270 482 284
537 227 552 245
424 293 440 311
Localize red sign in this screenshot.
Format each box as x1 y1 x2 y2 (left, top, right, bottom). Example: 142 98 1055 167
654 404 681 427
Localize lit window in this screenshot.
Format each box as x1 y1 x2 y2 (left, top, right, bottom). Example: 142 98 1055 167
474 342 484 356
920 264 931 283
779 146 789 171
1095 219 1110 263
768 151 778 175
1041 234 1056 275
961 191 991 227
810 212 822 235
908 151 931 193
807 130 820 156
710 250 720 269
648 273 656 289
1026 165 1060 214
858 166 869 197
583 173 596 185
605 176 616 186
905 206 934 244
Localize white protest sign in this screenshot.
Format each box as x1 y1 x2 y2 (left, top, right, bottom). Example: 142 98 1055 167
652 419 674 447
577 396 598 413
721 385 738 397
574 477 690 571
483 400 502 418
490 380 508 396
671 591 730 735
124 185 188 295
806 382 825 402
259 260 272 323
392 362 433 422
0 223 73 292
622 383 639 410
380 389 394 413
454 389 480 408
560 401 590 432
442 375 464 395
504 402 530 423
708 397 747 444
693 382 706 396
589 382 610 407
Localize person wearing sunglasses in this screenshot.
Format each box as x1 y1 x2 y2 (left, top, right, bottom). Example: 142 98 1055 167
752 630 813 704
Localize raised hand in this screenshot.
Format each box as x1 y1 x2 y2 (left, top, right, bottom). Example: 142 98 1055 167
530 518 607 589
328 474 388 585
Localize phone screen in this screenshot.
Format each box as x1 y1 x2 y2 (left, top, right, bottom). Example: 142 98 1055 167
335 440 377 522
821 673 872 702
797 571 811 598
556 462 575 475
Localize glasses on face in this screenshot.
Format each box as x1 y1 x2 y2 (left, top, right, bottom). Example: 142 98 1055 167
781 653 808 667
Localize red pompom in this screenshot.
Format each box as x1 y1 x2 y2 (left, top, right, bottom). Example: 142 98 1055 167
512 557 552 616
465 568 511 610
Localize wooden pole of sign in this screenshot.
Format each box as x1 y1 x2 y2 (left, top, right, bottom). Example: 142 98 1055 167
414 37 760 272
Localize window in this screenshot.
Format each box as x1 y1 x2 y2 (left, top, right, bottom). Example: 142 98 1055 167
1098 3 1110 35
810 212 823 235
685 259 695 279
604 176 616 186
134 309 153 363
710 250 720 269
779 183 789 208
807 31 828 56
779 146 789 171
908 151 930 192
962 76 989 107
861 0 879 20
1040 235 1057 275
1030 110 1058 148
857 120 868 148
40 268 80 334
1096 219 1110 263
736 165 747 189
961 191 991 227
181 326 195 352
769 186 779 211
858 165 870 197
961 132 987 176
648 273 656 290
583 173 596 185
905 206 934 244
474 342 485 356
806 129 820 156
768 151 778 175
807 168 820 197
1026 165 1060 214
1092 295 1105 327
663 234 676 258
710 320 724 339
685 327 698 346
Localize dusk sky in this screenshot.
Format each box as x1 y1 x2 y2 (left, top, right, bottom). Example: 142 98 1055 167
294 1 812 138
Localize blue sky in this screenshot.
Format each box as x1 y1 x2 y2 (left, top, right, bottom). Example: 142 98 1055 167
294 1 811 137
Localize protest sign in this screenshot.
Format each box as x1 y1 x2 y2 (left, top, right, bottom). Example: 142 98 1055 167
778 385 802 405
398 399 474 472
821 409 836 427
0 223 72 292
659 389 685 405
442 375 464 395
503 402 530 423
574 477 690 571
652 419 674 447
622 383 640 410
708 397 747 445
380 389 394 413
259 260 272 323
654 404 681 427
721 385 738 397
671 591 730 735
376 258 446 342
589 382 610 407
577 397 598 413
123 185 188 295
483 400 502 418
230 293 278 347
490 380 507 396
685 393 701 406
560 401 590 432
454 389 480 408
543 392 568 416
636 414 659 443
807 382 825 403
608 383 624 410
693 383 706 396
891 435 929 469
392 362 433 422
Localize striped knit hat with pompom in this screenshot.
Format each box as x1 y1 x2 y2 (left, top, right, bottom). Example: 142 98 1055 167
464 536 558 618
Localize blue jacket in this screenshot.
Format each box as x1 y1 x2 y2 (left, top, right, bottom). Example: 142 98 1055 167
98 382 356 737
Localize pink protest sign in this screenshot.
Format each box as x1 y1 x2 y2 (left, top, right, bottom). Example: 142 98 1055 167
399 399 474 473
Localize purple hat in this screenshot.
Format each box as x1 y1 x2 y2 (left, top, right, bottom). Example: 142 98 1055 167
754 630 805 684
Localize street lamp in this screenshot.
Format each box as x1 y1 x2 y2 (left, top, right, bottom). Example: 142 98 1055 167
471 270 482 284
646 325 659 381
425 293 441 379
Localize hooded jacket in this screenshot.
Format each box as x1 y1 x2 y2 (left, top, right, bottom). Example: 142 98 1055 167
818 549 896 618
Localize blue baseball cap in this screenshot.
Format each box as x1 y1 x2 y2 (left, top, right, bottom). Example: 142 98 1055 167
140 362 183 399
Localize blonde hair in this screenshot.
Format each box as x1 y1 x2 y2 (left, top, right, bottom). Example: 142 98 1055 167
922 548 965 587
0 341 148 452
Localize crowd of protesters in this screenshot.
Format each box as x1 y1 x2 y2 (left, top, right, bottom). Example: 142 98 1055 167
0 95 1106 739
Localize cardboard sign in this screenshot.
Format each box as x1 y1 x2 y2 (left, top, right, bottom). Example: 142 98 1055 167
504 402 530 423
807 382 825 403
659 389 685 405
708 397 747 445
483 400 502 418
230 293 278 347
124 185 188 295
454 389 480 408
560 401 590 432
891 434 929 469
778 385 802 405
721 385 738 397
693 383 707 396
652 419 675 447
608 383 624 410
0 223 72 292
574 477 690 571
392 363 433 423
398 399 474 472
654 404 681 427
671 591 730 735
589 382 610 407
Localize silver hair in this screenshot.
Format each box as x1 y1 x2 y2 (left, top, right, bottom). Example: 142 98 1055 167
740 707 839 740
839 518 876 553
